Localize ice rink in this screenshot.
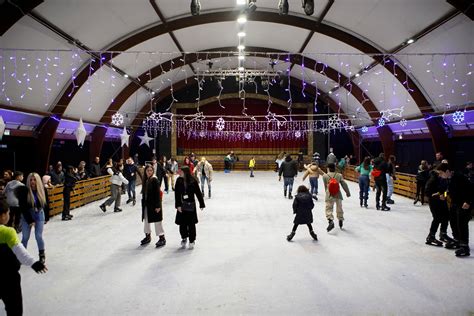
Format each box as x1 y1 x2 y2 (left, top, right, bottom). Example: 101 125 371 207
8 171 474 315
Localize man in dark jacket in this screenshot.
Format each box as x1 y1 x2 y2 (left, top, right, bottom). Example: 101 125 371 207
373 153 390 211
124 157 138 205
447 169 473 257
89 157 102 178
279 154 298 199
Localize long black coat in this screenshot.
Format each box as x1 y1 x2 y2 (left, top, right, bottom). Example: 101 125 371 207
141 176 162 223
292 192 314 224
174 177 205 225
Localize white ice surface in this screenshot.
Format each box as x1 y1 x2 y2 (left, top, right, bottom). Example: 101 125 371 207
4 171 474 315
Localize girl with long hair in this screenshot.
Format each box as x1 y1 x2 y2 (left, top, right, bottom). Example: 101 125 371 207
140 164 166 247
355 156 373 208
174 166 205 249
21 173 49 263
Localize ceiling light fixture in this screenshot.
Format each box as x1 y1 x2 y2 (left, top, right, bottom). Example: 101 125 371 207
238 55 245 60
238 67 245 71
237 45 245 50
124 74 129 78
237 31 246 37
237 16 247 24
407 38 415 44
236 0 246 5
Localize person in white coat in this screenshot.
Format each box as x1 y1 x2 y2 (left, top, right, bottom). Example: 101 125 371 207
100 162 129 213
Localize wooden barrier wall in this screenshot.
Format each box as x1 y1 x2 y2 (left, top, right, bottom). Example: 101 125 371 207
342 165 417 199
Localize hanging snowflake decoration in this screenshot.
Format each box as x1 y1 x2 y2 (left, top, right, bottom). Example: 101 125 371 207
399 118 407 127
378 118 386 127
295 130 301 138
244 132 252 140
452 110 464 124
361 126 368 133
216 117 225 131
111 112 124 126
199 131 206 138
328 115 342 130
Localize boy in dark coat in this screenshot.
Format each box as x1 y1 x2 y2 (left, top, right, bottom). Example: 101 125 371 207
278 154 298 199
287 185 318 241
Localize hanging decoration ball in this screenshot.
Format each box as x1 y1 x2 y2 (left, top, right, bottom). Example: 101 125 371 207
244 132 252 140
216 117 225 131
378 118 386 127
199 130 206 138
361 126 368 133
452 110 465 124
295 130 301 138
111 112 124 126
399 118 408 127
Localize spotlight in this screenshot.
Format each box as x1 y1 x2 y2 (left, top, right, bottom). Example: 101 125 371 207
237 16 247 24
278 0 288 15
355 73 360 77
238 66 245 71
237 32 246 37
190 0 201 16
406 38 415 44
238 55 245 60
302 0 314 16
236 0 246 4
237 45 245 50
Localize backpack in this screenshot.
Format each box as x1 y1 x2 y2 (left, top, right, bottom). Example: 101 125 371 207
371 168 381 178
328 175 340 196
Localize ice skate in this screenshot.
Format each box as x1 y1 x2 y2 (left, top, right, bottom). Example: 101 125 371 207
155 235 166 248
439 233 455 243
39 250 45 264
445 240 461 250
180 239 187 249
188 242 195 249
309 231 318 241
286 231 295 241
100 204 106 212
455 245 470 257
140 233 151 245
114 207 122 213
327 220 334 232
425 235 443 247
339 220 343 229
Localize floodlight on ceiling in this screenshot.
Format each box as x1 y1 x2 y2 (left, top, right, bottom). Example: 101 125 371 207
406 38 415 44
238 67 245 71
237 32 246 37
237 16 247 24
238 55 245 61
236 0 246 5
237 45 245 50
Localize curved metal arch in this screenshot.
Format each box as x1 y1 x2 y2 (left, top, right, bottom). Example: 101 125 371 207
100 46 379 124
52 10 434 117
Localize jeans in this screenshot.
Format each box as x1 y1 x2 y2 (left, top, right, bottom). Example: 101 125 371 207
200 175 211 193
104 184 121 209
21 208 45 251
386 174 394 198
309 177 318 195
250 167 254 177
283 177 295 195
127 179 136 200
359 175 370 201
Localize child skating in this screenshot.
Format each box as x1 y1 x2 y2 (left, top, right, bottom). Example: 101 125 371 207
322 163 351 231
287 185 318 241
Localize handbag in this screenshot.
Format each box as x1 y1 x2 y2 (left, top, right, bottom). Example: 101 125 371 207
181 200 196 212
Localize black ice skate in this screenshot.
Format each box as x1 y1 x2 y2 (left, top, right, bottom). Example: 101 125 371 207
288 194 293 199
100 204 106 212
126 198 132 204
327 220 335 232
155 235 166 248
339 220 343 229
140 233 151 245
132 199 136 206
455 245 470 257
381 204 391 211
445 240 461 250
287 231 296 241
310 231 318 241
425 235 443 247
114 207 122 213
364 200 368 208
439 233 455 244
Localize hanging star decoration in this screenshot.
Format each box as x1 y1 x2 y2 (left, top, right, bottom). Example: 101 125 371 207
0 116 5 141
216 117 225 131
111 112 124 126
380 106 404 121
183 112 205 123
361 126 369 133
138 130 153 147
452 110 464 124
146 111 173 124
265 112 287 127
120 126 130 147
74 118 87 146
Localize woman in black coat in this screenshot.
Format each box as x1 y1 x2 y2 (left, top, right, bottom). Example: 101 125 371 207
174 166 205 249
287 185 318 241
140 164 166 248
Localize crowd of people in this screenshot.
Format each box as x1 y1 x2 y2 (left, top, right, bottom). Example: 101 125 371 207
0 149 472 314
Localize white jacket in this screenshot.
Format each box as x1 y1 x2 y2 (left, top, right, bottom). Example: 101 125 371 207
110 172 129 186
